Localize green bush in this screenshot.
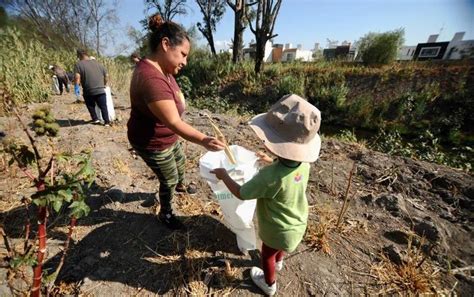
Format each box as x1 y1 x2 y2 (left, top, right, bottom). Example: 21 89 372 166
336 129 358 143
176 75 192 100
357 29 405 65
277 75 305 97
182 49 235 87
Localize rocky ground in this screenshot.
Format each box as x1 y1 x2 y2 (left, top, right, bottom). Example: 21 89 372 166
0 92 473 296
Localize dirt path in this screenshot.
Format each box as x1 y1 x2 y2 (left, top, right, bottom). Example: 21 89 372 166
0 92 473 296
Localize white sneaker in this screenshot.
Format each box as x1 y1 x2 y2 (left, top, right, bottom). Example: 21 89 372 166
250 266 276 296
276 260 284 271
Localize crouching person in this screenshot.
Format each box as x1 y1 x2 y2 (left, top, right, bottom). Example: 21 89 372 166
211 94 321 296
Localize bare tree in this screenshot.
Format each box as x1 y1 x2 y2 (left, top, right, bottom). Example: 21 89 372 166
3 0 119 55
4 0 88 49
145 0 187 21
247 0 282 73
196 0 226 56
86 0 119 56
226 0 255 63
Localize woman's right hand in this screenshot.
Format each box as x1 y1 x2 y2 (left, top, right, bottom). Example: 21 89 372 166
201 136 225 151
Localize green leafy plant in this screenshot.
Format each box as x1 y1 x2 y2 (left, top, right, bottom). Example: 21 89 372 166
336 129 358 143
2 108 94 297
357 28 405 65
176 75 193 100
277 74 305 97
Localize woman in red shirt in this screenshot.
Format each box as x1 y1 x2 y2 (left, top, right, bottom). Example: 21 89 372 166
127 14 224 230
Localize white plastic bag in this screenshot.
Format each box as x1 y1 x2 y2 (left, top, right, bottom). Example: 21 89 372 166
52 75 60 94
95 86 116 122
200 145 259 253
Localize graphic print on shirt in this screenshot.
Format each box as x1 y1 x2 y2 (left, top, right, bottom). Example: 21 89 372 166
294 172 302 183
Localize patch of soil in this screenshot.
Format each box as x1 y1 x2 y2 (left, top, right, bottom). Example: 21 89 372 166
0 92 472 296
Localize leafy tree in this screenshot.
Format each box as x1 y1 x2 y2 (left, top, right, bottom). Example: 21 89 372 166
226 0 254 63
196 0 226 56
357 28 405 65
145 0 188 21
247 0 282 73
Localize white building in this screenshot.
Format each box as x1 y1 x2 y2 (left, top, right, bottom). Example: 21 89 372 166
398 46 417 60
397 32 473 61
444 32 474 60
281 44 313 62
243 40 273 62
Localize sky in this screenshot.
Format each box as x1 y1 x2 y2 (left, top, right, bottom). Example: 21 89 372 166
110 0 474 56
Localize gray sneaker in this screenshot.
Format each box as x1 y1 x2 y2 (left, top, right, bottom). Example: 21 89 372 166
250 266 276 296
276 259 284 271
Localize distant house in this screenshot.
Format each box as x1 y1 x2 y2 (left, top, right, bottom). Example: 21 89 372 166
323 44 356 61
444 32 474 60
323 48 336 60
243 40 273 62
398 32 474 61
281 44 313 62
398 46 417 60
244 41 313 63
414 41 450 61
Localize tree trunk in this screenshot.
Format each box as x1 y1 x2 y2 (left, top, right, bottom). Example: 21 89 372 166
208 29 217 56
255 38 266 73
231 1 245 63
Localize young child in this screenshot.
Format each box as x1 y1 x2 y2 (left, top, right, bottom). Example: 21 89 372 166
211 94 321 296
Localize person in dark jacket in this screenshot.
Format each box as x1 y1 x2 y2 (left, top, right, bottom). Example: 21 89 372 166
49 65 70 95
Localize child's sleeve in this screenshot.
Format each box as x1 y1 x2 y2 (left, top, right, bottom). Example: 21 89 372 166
240 169 281 200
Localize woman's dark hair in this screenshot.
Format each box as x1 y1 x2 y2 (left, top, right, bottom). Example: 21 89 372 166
148 13 189 53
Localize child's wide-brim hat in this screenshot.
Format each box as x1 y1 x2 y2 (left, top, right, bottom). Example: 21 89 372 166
249 94 321 163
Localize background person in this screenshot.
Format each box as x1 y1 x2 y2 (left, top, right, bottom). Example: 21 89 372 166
127 14 224 230
49 64 70 95
74 49 110 126
130 52 141 65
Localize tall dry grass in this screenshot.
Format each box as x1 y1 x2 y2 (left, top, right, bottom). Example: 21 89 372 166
0 27 132 113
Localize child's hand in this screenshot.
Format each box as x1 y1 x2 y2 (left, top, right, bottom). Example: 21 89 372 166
256 151 273 163
210 168 228 180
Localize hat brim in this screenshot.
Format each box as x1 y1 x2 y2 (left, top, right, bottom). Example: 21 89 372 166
249 113 321 163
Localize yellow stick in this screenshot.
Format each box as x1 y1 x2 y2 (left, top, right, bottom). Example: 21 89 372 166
205 115 237 164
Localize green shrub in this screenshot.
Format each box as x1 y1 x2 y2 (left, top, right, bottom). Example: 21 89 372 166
372 129 413 157
277 75 305 97
336 129 358 143
357 28 405 65
176 75 192 99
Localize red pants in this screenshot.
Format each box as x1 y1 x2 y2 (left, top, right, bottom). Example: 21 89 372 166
262 242 285 285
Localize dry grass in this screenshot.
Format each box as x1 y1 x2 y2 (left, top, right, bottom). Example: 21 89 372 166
370 236 444 295
167 234 238 296
304 204 338 254
174 192 222 219
112 157 130 174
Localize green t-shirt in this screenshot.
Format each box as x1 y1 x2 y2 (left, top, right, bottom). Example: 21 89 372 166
240 160 310 252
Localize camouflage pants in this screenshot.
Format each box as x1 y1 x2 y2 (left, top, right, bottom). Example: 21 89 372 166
132 141 186 213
